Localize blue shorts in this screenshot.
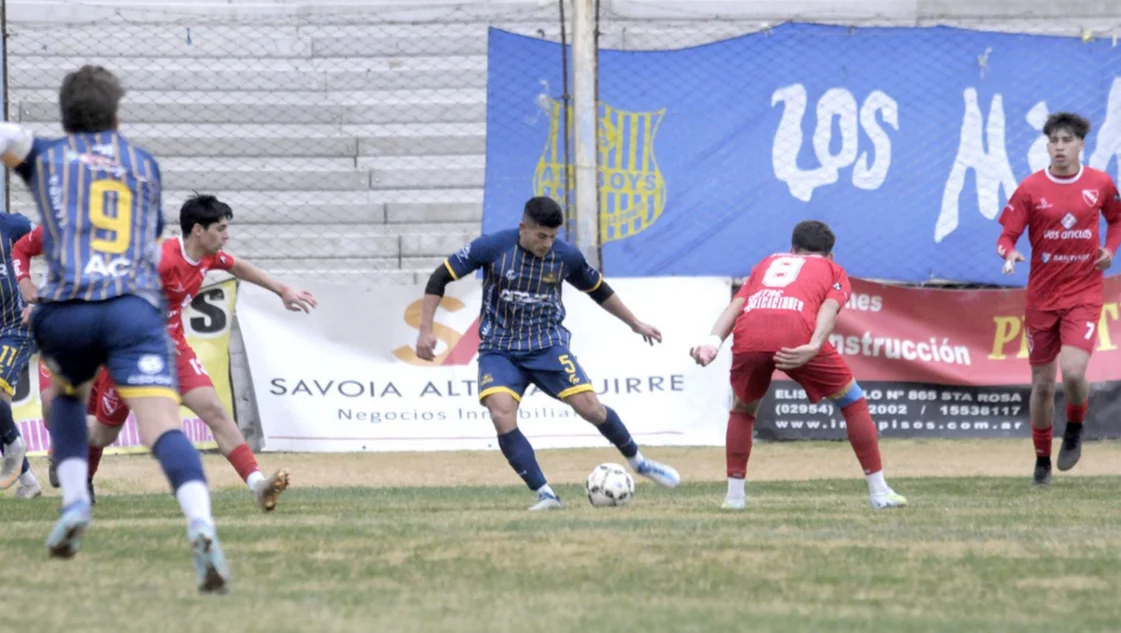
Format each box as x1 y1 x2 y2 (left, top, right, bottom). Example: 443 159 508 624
31 295 179 402
0 333 32 397
478 345 594 403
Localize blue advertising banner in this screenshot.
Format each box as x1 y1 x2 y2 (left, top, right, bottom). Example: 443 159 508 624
482 24 1121 284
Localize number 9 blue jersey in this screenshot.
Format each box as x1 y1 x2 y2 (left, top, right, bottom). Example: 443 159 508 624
14 132 164 307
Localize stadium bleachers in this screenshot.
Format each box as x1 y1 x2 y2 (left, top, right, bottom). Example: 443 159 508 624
4 12 556 283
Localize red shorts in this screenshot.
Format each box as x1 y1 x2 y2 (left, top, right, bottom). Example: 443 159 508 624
38 359 99 416
176 342 214 394
1025 304 1100 366
731 346 854 404
91 371 130 427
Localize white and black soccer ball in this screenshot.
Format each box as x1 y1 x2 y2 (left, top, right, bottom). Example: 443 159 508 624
585 463 635 507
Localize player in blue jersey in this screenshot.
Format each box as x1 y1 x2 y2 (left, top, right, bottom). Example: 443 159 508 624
0 211 43 498
0 65 228 592
417 196 681 510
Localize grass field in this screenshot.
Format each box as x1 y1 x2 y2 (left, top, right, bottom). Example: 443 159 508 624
4 440 1121 633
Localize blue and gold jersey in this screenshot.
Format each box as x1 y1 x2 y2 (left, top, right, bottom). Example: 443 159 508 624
445 229 603 353
14 132 164 307
0 213 33 336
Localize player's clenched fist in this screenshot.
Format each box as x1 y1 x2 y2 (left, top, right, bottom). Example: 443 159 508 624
416 329 438 361
690 344 718 367
1001 248 1025 276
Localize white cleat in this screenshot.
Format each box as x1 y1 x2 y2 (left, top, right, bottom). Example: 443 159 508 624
721 496 746 511
0 436 27 490
254 468 290 513
16 479 42 499
870 489 908 510
635 459 681 488
528 490 562 511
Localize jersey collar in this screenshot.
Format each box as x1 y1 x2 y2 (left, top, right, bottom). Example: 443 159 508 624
1045 164 1084 184
178 236 202 266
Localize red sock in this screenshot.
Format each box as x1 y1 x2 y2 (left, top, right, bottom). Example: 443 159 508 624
227 443 259 482
726 411 755 479
1065 402 1088 427
88 446 104 479
1032 425 1053 457
841 399 882 475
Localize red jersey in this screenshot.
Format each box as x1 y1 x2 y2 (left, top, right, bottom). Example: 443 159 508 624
731 253 851 354
13 229 235 346
160 237 235 346
997 165 1121 311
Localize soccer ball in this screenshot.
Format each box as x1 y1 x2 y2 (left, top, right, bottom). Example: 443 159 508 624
585 463 635 507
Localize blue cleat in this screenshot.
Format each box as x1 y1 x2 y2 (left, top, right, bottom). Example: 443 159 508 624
188 520 230 594
636 459 681 488
46 500 92 559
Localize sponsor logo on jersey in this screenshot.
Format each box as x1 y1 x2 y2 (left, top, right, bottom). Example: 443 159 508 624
1061 212 1077 229
1043 229 1092 240
1036 198 1052 210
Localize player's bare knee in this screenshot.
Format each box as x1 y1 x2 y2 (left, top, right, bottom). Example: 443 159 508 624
88 421 121 448
732 397 760 416
483 393 519 433
566 392 605 424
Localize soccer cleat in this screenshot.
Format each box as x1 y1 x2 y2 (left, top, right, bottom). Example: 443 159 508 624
188 520 230 595
46 500 92 559
721 496 746 511
1057 424 1083 472
16 479 43 499
1032 457 1053 486
0 436 27 490
48 454 59 488
870 489 907 509
254 468 290 513
528 490 562 511
635 459 681 488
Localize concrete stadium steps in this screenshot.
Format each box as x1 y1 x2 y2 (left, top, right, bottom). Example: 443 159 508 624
224 223 477 260
10 56 487 92
13 88 487 125
8 22 569 59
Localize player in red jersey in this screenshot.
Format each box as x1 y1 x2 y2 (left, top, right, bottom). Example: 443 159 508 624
997 112 1121 486
18 194 317 511
690 221 906 510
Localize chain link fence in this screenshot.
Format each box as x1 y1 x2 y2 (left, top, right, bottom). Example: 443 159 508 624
5 1 572 283
587 6 1121 287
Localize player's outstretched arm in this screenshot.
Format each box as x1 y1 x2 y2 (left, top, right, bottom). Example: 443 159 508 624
598 293 661 345
690 297 745 367
774 298 841 371
229 259 316 313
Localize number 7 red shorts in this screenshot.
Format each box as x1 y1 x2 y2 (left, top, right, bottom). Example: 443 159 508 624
1024 304 1101 366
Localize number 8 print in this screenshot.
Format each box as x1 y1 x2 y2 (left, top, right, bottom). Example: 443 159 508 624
761 256 806 288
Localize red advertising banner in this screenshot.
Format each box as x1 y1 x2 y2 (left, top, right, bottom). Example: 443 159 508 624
756 276 1121 440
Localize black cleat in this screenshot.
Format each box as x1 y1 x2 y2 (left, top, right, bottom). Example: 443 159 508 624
87 479 96 506
48 454 59 488
1057 423 1083 471
1032 456 1052 486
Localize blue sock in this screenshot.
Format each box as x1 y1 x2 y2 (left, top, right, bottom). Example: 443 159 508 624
597 407 639 458
151 430 206 492
497 428 547 491
0 399 19 446
49 395 88 462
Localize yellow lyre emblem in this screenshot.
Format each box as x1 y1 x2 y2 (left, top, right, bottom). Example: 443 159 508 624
533 99 667 245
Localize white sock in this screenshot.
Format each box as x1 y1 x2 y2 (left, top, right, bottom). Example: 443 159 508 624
627 450 645 471
534 483 556 498
727 477 746 499
174 480 214 525
19 469 38 486
246 470 265 492
866 470 890 495
58 457 90 506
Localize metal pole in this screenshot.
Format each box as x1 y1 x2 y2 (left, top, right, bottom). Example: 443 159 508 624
570 0 599 269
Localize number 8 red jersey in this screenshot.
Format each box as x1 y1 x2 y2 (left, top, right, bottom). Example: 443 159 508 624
731 253 851 354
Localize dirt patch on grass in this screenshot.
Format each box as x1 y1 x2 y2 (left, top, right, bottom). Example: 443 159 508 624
15 438 1121 497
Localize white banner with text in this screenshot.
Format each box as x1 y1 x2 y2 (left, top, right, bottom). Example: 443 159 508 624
238 277 733 452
